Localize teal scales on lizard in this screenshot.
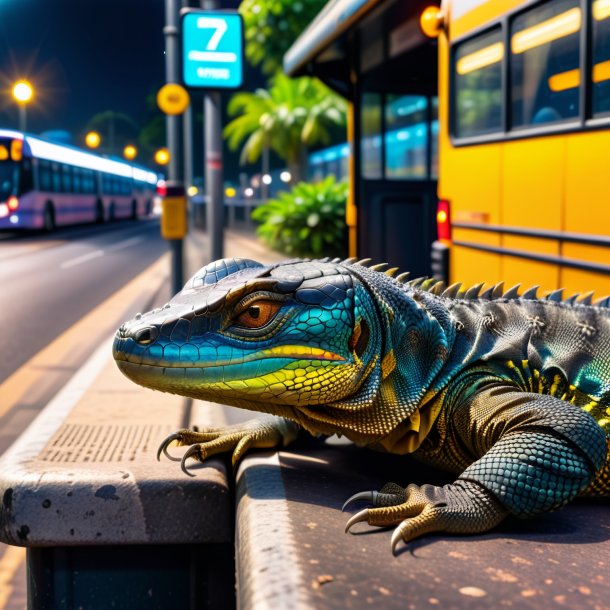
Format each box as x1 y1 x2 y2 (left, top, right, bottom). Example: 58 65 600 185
112 257 609 554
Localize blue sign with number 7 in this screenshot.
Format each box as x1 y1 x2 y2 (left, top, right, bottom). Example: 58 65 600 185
182 10 244 90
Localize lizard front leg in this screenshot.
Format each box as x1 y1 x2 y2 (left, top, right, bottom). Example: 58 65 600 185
158 415 300 474
344 383 607 553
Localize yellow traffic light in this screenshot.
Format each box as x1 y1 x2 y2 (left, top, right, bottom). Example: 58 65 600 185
124 145 138 160
12 80 33 104
154 148 170 165
85 131 101 149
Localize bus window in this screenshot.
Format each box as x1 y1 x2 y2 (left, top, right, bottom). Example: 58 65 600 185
52 163 61 193
385 95 428 179
510 0 581 128
62 165 73 193
85 170 96 194
454 28 503 137
73 167 83 193
592 0 610 117
39 160 52 192
19 158 33 194
360 92 383 179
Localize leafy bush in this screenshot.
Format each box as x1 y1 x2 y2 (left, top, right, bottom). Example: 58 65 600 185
252 176 348 258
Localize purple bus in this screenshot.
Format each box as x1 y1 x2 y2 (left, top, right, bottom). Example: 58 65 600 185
0 129 157 231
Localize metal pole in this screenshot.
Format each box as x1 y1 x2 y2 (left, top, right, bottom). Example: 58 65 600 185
182 0 194 225
202 0 224 262
164 0 185 294
18 106 26 133
183 106 193 217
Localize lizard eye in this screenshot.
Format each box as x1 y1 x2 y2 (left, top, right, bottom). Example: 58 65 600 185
234 300 282 329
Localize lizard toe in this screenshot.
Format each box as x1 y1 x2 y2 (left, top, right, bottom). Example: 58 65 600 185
342 481 408 512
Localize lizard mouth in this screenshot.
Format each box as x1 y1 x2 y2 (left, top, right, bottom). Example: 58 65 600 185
113 337 345 369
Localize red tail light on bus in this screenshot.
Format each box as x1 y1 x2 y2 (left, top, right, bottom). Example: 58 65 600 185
436 199 451 242
7 196 18 211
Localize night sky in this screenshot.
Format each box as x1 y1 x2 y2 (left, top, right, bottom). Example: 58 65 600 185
0 0 170 137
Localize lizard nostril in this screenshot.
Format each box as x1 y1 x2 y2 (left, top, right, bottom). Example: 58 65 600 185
134 326 159 345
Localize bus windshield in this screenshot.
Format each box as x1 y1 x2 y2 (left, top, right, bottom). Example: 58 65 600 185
0 162 18 201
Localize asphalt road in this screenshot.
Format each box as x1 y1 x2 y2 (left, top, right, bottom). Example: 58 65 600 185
0 218 167 385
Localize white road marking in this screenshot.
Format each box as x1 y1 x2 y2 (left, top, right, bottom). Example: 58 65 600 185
60 235 146 269
61 249 103 269
107 236 145 252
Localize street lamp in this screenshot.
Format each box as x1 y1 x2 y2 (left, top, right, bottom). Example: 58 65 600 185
123 145 138 160
85 131 101 149
12 80 33 133
154 148 170 166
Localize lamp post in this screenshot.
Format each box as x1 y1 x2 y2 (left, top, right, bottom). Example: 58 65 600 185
154 148 171 166
85 131 101 149
12 80 33 133
123 145 138 160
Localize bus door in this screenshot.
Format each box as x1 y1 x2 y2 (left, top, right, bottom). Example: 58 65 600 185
354 2 439 277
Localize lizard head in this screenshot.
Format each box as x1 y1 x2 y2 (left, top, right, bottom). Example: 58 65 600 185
113 257 451 441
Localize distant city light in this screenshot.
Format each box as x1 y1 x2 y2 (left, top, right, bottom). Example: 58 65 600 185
187 186 198 197
225 186 237 198
262 174 272 185
123 145 137 160
280 171 291 183
244 187 254 197
85 131 101 149
154 148 170 165
251 176 260 187
12 81 33 104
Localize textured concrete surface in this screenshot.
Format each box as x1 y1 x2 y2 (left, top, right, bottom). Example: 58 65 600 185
0 340 232 547
236 438 610 610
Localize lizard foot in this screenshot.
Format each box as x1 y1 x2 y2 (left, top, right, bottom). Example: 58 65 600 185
344 480 508 555
157 416 299 476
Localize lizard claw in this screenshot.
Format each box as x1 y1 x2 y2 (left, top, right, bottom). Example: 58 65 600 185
157 432 184 462
180 445 202 477
391 524 407 556
342 491 376 512
344 508 369 533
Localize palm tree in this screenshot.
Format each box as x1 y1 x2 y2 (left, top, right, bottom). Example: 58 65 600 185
223 73 347 183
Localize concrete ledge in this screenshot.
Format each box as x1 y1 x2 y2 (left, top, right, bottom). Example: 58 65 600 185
235 439 610 610
0 339 232 547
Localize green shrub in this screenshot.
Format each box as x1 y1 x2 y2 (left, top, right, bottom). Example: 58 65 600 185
252 176 348 258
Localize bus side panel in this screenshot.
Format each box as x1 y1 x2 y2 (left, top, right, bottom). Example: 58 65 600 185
501 137 563 291
562 130 610 295
55 194 97 226
442 143 502 285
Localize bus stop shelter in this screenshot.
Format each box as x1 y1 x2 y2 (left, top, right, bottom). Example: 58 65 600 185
284 0 440 277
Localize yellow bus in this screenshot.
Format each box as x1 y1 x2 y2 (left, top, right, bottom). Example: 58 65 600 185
432 0 610 296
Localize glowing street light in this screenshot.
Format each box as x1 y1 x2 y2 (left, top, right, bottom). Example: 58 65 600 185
85 131 101 149
262 174 272 185
244 187 254 197
154 148 170 165
280 170 291 183
12 80 34 132
123 145 138 160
